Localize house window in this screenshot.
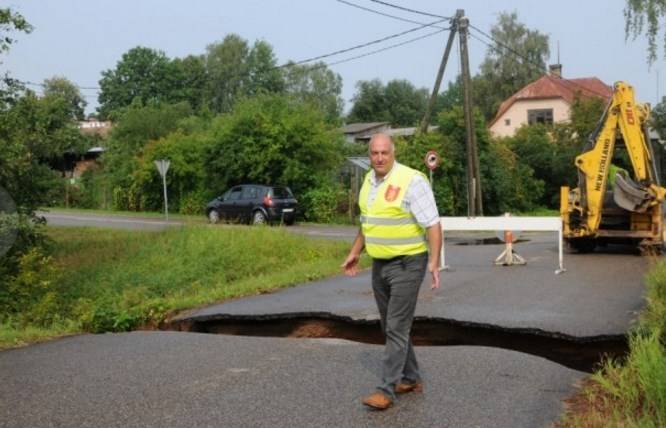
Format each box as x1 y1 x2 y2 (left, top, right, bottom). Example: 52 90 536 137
527 109 553 125
504 118 511 126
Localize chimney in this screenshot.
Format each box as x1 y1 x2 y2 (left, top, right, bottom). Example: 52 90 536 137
549 64 562 78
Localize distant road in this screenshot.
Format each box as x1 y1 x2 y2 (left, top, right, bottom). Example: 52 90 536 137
40 211 180 231
39 210 359 240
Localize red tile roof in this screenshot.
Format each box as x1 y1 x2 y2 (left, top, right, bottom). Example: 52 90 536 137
489 75 612 127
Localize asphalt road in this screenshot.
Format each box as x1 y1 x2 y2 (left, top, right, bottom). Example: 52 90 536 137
0 332 583 428
4 210 648 426
40 211 180 231
40 210 360 240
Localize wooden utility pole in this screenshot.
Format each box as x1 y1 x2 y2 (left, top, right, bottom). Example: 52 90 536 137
458 14 483 216
419 10 462 135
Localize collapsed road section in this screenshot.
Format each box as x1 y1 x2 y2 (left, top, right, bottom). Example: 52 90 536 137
166 313 627 373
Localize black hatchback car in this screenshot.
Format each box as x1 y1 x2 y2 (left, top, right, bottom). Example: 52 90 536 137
206 184 298 225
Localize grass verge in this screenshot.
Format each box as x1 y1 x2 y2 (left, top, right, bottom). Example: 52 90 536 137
0 225 368 349
557 260 666 426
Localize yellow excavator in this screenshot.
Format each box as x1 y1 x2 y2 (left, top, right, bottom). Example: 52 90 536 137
561 81 666 253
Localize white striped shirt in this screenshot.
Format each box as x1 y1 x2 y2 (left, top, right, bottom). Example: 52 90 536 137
366 162 440 228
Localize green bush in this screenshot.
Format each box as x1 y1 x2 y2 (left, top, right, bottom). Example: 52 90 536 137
132 130 210 212
301 184 347 223
179 191 207 215
0 247 63 327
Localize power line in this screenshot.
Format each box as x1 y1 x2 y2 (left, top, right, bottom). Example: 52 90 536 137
279 17 448 67
23 80 100 92
366 0 450 19
325 28 447 67
468 24 545 73
334 0 448 29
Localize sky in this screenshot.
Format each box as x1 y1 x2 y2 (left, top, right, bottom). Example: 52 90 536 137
3 0 665 116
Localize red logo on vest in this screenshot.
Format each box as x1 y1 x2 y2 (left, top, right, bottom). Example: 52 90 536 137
384 185 401 202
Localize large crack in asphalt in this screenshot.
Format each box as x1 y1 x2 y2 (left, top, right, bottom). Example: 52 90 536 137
165 313 627 373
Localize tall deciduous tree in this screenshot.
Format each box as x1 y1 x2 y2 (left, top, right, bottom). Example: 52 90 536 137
102 101 193 210
474 12 550 121
204 34 250 113
625 0 666 64
97 47 176 118
171 55 207 112
283 62 343 124
347 79 428 127
246 40 284 96
42 76 87 120
204 94 343 197
204 35 284 113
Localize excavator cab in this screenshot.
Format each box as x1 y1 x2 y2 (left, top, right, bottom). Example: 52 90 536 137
561 81 665 253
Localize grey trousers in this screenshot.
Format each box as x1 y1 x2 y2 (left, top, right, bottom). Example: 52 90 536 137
371 252 428 398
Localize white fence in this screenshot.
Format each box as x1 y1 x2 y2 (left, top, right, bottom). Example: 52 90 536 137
439 216 565 274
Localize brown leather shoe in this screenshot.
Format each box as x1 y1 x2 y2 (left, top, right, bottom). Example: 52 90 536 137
362 392 393 410
395 382 423 394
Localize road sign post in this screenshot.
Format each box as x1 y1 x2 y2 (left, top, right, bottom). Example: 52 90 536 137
154 159 171 221
424 150 445 270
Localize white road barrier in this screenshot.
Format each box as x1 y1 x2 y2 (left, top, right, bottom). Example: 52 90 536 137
439 216 565 274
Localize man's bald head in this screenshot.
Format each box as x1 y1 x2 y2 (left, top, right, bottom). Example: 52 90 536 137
368 133 395 179
369 133 395 154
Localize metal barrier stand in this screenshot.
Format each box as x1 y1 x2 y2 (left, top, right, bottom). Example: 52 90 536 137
438 216 565 275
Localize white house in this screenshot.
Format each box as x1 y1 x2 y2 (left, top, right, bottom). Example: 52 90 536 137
489 65 612 138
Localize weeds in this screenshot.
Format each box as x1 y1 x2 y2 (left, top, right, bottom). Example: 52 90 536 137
558 260 666 426
0 225 365 347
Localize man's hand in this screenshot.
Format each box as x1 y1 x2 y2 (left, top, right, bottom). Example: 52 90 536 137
342 230 365 277
428 261 440 289
426 223 442 289
341 253 360 276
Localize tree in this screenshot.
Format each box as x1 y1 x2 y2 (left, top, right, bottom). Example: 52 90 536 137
204 35 284 113
246 40 284 96
384 80 428 127
506 95 606 207
347 79 388 123
204 94 344 198
171 55 207 112
652 96 666 139
625 0 666 64
0 8 32 109
473 12 550 121
42 76 87 120
97 47 177 118
133 130 210 213
102 101 193 210
204 35 250 113
283 62 343 124
347 79 428 126
433 107 542 214
0 8 32 54
433 79 463 114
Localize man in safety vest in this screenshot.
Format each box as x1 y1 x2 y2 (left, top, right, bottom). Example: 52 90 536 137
341 133 442 410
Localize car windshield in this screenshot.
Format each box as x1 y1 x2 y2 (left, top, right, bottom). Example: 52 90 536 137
270 187 293 199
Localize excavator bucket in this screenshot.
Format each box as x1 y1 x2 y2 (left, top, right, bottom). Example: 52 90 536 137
613 173 653 213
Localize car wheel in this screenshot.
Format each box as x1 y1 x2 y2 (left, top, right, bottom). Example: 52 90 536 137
208 210 220 224
252 210 267 225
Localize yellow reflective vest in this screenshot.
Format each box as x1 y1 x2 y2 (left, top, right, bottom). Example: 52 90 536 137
359 163 428 259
